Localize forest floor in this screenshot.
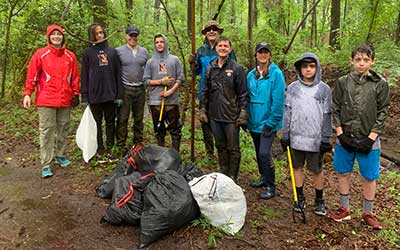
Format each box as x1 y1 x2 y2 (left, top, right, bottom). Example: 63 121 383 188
0 69 399 250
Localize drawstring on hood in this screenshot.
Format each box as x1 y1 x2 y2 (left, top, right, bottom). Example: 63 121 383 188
294 52 321 86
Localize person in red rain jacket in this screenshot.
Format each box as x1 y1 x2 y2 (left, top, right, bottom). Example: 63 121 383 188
23 24 80 178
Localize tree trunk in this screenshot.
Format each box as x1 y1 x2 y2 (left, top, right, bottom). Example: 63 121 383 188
229 0 235 25
366 0 380 42
93 0 107 26
125 0 133 24
154 0 160 23
1 9 13 99
311 0 317 47
209 0 215 20
302 0 307 29
199 0 203 25
248 0 256 69
188 0 193 35
396 12 400 45
329 0 340 50
343 0 348 22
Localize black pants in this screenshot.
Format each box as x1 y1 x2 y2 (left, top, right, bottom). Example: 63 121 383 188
209 120 241 181
116 85 145 146
201 120 215 156
150 105 182 152
90 101 116 150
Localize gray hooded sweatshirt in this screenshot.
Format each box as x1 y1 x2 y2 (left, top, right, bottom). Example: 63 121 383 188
282 52 332 152
143 34 184 105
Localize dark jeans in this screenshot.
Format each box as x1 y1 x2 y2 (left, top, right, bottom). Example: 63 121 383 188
250 131 276 188
209 120 241 181
201 121 215 156
116 85 145 146
90 101 116 150
150 105 182 152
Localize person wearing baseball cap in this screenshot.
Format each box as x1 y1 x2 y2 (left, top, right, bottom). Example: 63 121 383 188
190 20 237 159
116 26 149 150
246 42 286 199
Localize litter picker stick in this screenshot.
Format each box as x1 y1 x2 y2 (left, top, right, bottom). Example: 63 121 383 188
287 146 306 223
157 85 168 133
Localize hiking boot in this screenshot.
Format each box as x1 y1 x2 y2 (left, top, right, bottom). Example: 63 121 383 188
55 157 71 167
329 206 351 222
259 186 276 200
362 212 382 230
250 177 267 188
41 166 53 178
294 196 306 212
314 199 327 216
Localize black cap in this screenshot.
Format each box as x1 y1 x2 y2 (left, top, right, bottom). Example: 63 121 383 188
125 26 140 35
255 42 271 53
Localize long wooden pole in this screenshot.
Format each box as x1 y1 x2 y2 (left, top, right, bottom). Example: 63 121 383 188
190 0 196 161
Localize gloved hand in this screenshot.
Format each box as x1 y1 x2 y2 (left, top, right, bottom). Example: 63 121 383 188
280 138 290 152
263 126 273 137
199 109 208 124
115 99 123 108
235 109 248 127
356 137 375 154
81 102 88 110
71 95 80 107
160 76 172 87
338 134 357 152
320 142 332 154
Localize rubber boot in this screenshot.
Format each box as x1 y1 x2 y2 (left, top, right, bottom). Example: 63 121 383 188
228 151 241 182
172 138 180 153
217 148 229 176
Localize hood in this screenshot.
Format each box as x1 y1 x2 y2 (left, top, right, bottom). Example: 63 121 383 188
46 24 65 47
294 52 321 86
152 34 170 60
87 23 108 47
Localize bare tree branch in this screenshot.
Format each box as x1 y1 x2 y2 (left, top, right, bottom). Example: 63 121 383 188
212 0 226 20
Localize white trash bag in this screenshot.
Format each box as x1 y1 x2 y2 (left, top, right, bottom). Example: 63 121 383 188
76 106 97 163
189 173 247 234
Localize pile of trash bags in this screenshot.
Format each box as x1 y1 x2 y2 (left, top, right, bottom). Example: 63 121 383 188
96 144 247 248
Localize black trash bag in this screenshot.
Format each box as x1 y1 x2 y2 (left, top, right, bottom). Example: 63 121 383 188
140 170 199 248
176 163 204 182
101 172 155 225
133 144 180 174
95 153 133 198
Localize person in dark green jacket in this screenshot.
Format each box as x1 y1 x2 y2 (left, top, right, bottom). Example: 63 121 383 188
329 44 390 230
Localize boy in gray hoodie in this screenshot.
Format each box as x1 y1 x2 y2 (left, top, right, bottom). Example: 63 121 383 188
281 52 332 216
143 34 184 152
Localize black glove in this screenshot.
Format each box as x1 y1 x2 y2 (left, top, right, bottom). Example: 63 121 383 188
355 137 375 154
199 109 209 124
263 126 273 138
280 138 290 152
320 142 332 154
235 109 248 127
338 134 357 152
71 95 80 107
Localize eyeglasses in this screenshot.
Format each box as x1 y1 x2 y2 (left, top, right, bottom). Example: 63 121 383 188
206 28 218 33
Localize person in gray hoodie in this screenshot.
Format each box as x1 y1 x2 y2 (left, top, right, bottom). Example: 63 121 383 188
281 52 332 216
143 34 184 152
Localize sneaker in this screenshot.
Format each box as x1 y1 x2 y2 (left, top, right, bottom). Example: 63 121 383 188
329 206 351 222
362 212 382 230
294 197 306 212
314 199 327 216
41 166 53 178
55 157 71 167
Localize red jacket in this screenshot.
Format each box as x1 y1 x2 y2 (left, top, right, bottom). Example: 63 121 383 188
23 25 80 107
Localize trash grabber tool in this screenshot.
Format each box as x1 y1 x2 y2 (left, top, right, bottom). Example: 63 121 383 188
156 85 168 136
287 146 306 223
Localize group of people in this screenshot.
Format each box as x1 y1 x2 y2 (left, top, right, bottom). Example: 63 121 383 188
23 20 390 230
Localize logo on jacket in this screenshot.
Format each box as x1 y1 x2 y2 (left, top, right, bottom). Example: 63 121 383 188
98 50 109 66
226 69 233 77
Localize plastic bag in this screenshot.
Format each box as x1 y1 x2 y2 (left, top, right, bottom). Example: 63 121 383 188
140 170 199 248
189 173 247 235
76 106 97 163
177 163 204 182
132 144 180 174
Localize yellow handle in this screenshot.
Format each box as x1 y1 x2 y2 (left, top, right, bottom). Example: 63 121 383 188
287 146 298 202
158 85 167 122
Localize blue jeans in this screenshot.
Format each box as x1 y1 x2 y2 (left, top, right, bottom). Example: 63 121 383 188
250 132 276 188
210 120 241 180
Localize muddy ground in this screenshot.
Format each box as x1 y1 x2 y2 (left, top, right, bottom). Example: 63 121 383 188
0 72 399 250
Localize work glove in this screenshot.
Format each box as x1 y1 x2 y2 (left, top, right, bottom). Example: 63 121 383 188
280 138 290 152
263 126 273 138
81 102 88 110
337 134 357 152
71 95 80 107
235 109 248 127
320 142 332 154
355 137 375 154
115 99 123 108
199 109 209 124
160 76 172 87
